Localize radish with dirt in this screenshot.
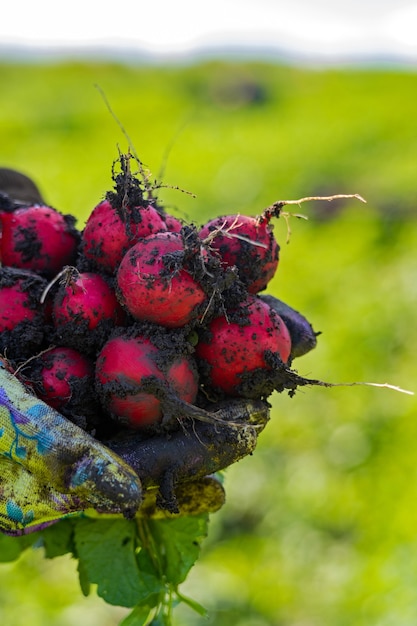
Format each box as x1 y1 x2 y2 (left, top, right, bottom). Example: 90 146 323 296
95 330 199 430
23 346 100 432
199 213 279 294
81 199 167 274
80 157 167 274
0 267 49 359
51 270 126 354
116 231 208 329
0 205 80 277
195 294 292 398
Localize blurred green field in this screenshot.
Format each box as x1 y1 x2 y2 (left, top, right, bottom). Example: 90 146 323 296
1 57 417 626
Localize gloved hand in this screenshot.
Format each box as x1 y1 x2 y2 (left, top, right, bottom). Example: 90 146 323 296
0 167 315 537
0 166 45 207
0 355 270 535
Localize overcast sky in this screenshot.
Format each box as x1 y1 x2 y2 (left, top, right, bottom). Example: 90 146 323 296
2 0 417 63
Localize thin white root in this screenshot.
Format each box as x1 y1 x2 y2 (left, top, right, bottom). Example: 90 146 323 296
261 193 366 242
40 266 79 304
281 193 367 206
330 381 414 395
305 378 414 395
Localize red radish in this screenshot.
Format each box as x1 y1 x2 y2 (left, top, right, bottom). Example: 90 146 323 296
0 205 79 277
164 214 183 233
26 346 99 432
95 334 199 429
195 295 291 397
96 335 162 427
199 213 279 293
81 199 167 273
0 267 48 358
30 347 92 409
116 231 207 328
166 358 199 403
52 271 125 354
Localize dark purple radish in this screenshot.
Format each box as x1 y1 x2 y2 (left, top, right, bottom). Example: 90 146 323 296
199 213 279 293
116 232 207 328
95 333 199 430
0 267 48 359
81 199 167 274
260 294 319 359
195 294 292 399
51 271 125 354
0 205 80 277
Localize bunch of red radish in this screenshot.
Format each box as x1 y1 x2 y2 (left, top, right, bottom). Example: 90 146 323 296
0 158 314 436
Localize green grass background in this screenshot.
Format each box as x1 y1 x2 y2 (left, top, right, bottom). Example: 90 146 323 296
1 57 417 626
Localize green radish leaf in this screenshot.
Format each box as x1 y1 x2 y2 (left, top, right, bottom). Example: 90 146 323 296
41 519 75 558
136 542 160 577
0 531 37 562
146 514 209 585
74 518 163 608
77 556 91 597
